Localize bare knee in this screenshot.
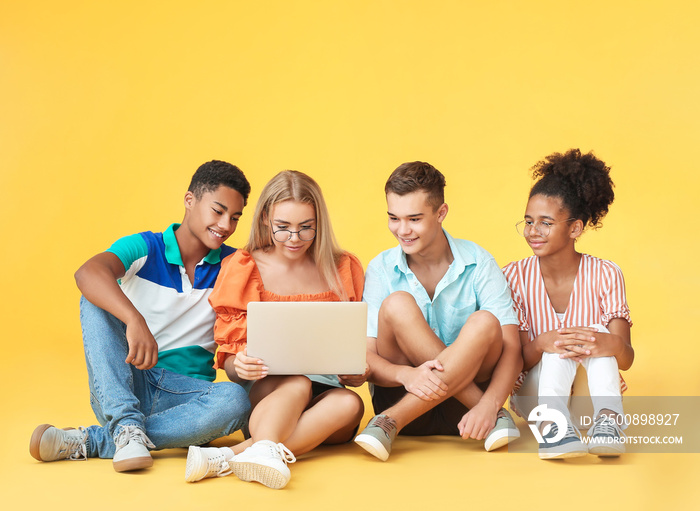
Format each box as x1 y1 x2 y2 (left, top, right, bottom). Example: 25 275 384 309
460 310 501 344
379 291 419 322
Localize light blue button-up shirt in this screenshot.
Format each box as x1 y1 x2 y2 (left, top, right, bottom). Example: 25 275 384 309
363 230 517 347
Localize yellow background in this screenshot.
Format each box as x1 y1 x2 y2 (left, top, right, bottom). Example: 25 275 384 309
1 1 698 509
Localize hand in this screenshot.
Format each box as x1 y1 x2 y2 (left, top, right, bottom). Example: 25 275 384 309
556 327 622 361
458 399 500 440
233 349 268 380
124 318 159 370
399 360 448 401
535 327 598 359
338 365 370 387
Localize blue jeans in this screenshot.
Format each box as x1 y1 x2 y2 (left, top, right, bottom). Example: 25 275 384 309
79 296 250 458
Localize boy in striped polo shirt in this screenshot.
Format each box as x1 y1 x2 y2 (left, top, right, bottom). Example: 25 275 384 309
30 160 253 473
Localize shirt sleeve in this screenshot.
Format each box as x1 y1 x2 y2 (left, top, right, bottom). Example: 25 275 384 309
600 261 632 327
106 233 149 280
474 254 518 326
362 257 390 338
208 250 262 369
338 252 365 301
502 262 529 331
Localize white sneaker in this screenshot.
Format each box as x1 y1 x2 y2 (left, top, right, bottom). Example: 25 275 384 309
185 446 233 482
113 425 155 472
229 440 296 489
29 424 87 462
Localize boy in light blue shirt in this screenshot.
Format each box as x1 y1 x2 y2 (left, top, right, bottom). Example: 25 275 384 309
354 161 522 460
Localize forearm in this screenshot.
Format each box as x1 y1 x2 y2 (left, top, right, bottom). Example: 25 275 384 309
522 336 544 371
480 341 522 409
608 333 634 371
366 349 409 388
75 257 143 326
223 355 245 384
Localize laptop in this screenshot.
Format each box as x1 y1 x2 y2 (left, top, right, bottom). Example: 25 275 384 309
246 301 367 375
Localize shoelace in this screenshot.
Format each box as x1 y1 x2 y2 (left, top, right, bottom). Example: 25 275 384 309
66 428 88 460
271 443 296 465
114 425 156 450
589 416 623 438
543 422 579 441
371 415 397 436
207 451 233 477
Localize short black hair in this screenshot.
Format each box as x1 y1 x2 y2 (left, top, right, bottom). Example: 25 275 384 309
188 160 251 205
529 149 614 229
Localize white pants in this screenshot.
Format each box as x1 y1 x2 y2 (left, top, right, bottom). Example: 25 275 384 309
511 324 623 428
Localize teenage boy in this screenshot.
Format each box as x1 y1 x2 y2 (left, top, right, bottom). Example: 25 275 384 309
354 161 522 461
29 160 253 473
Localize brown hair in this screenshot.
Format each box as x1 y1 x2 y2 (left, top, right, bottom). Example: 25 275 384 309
385 161 446 210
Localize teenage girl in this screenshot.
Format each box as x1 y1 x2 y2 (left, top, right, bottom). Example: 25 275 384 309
503 149 634 459
186 170 366 488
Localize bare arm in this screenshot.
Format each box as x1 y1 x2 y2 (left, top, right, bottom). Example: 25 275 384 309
74 252 158 370
479 324 522 409
222 349 267 384
365 337 447 400
457 324 522 440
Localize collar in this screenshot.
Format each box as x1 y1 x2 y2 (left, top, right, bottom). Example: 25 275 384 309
393 229 475 275
164 223 223 267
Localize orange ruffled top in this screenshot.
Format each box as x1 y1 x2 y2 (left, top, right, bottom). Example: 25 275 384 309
209 249 365 369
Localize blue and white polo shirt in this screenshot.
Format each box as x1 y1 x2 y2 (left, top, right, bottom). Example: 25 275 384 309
107 223 235 381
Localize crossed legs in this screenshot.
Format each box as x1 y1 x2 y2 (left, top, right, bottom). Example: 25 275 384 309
232 375 364 456
373 291 503 432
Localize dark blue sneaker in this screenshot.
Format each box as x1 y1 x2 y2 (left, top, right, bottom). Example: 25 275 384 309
538 422 587 460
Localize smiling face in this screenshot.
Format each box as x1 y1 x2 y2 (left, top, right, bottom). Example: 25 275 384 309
268 200 317 261
386 191 448 256
182 184 245 251
523 194 582 258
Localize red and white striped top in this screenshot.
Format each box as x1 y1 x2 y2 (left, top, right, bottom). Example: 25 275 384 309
502 254 632 392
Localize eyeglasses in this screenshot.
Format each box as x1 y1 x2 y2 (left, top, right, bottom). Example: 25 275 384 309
515 218 575 237
271 226 317 242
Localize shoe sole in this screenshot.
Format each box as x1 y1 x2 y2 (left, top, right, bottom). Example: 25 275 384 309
185 446 205 482
229 460 289 489
29 424 77 461
113 456 153 472
354 434 390 461
588 445 624 457
29 424 53 461
539 450 588 460
484 428 521 452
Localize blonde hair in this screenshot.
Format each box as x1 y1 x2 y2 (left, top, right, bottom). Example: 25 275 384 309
246 170 347 299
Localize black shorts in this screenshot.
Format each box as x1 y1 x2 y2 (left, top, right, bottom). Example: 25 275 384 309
371 385 468 436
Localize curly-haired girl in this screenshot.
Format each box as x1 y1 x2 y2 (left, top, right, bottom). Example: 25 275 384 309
503 149 634 459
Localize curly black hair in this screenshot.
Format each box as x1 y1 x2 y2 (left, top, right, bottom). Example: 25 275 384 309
529 149 615 229
188 160 251 205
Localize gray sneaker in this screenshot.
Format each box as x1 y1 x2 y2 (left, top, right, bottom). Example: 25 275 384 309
29 424 87 462
354 414 398 461
587 415 625 457
538 422 587 460
113 425 155 472
484 408 521 451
